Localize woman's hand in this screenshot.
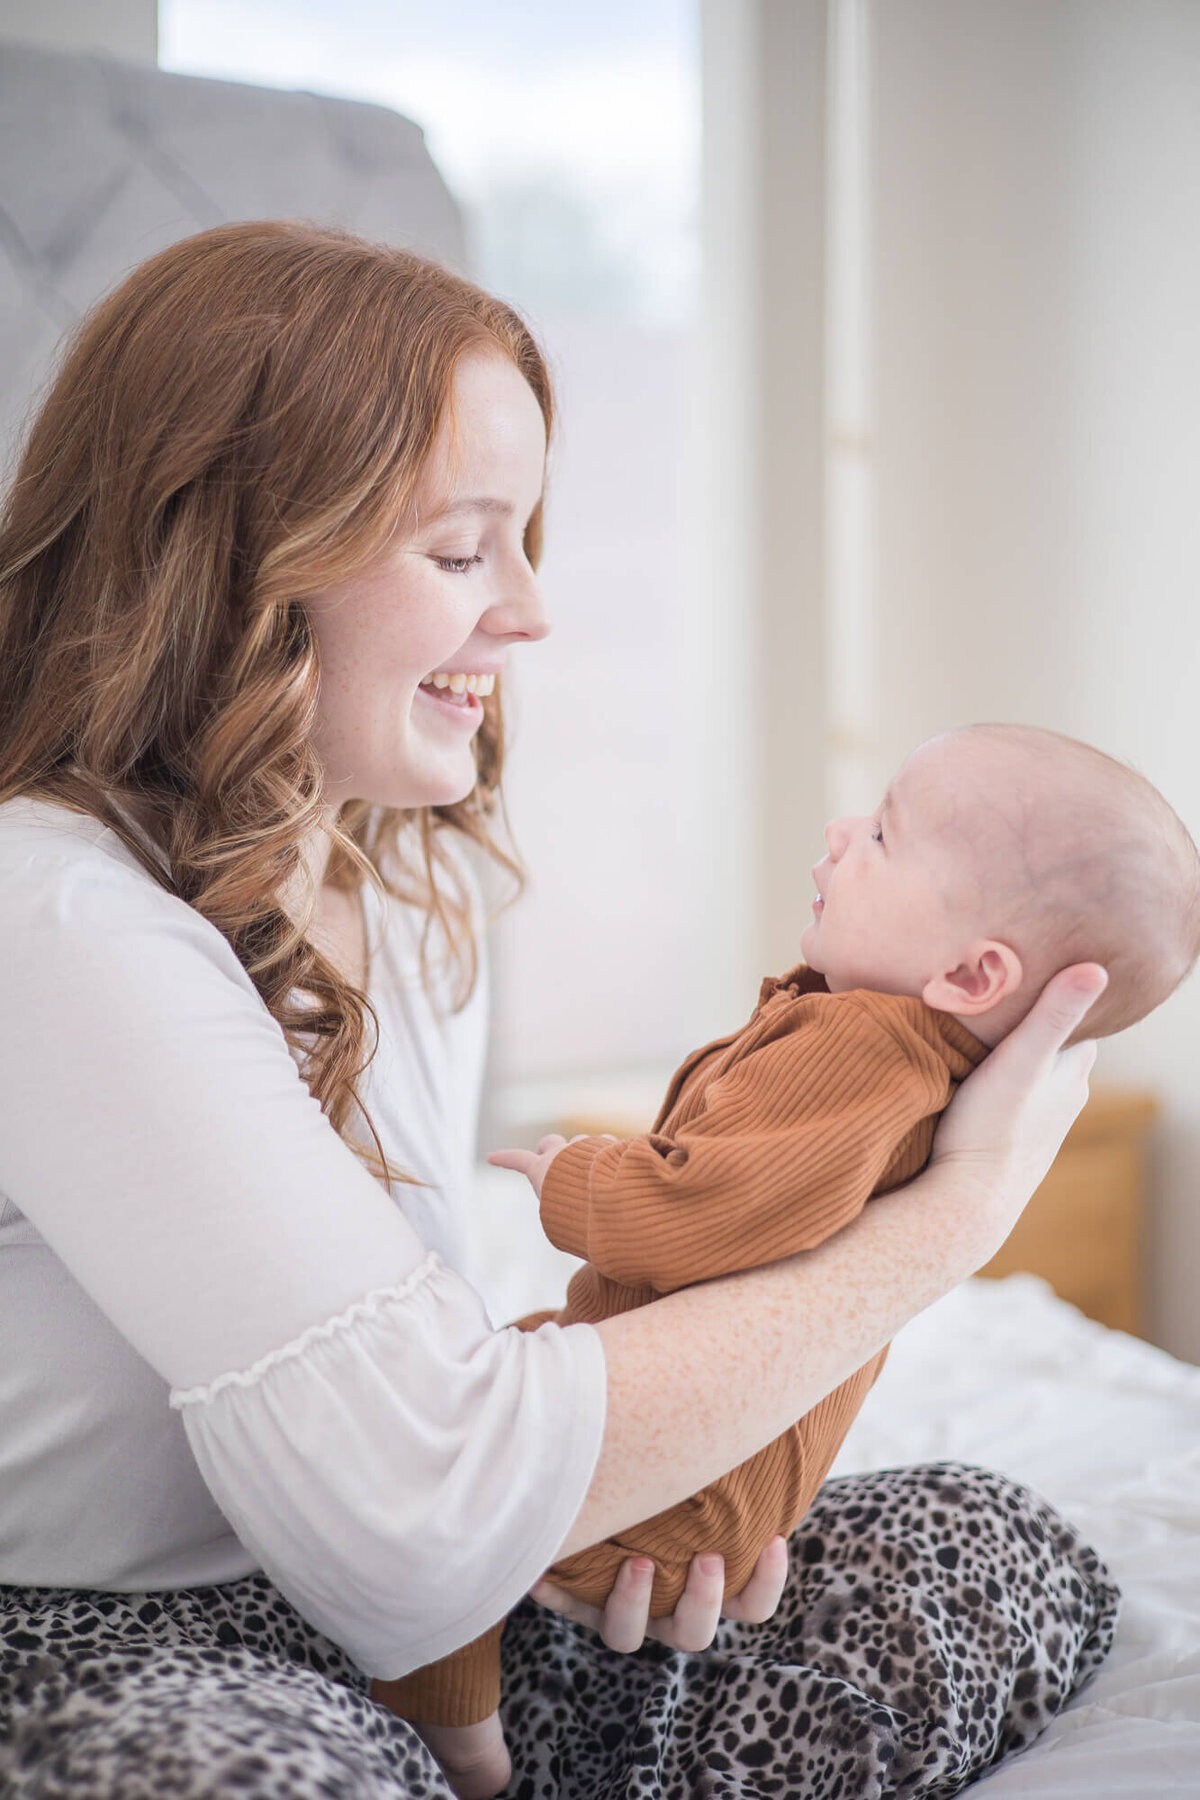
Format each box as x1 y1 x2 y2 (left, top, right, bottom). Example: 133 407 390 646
529 1536 789 1653
929 960 1108 1254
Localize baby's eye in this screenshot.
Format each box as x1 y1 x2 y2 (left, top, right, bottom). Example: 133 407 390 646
434 553 483 575
871 823 884 845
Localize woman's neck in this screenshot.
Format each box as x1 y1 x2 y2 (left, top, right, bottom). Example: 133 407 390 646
287 814 369 990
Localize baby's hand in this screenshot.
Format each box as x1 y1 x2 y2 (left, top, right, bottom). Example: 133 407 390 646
487 1133 569 1201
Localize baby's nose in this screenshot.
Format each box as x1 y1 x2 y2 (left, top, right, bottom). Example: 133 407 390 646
824 816 854 858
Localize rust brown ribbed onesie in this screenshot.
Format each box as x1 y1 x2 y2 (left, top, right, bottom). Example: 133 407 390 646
375 965 987 1727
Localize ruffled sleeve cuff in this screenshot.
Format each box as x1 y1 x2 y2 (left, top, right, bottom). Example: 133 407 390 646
171 1251 607 1679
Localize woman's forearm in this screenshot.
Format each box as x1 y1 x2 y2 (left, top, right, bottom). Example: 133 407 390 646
557 1161 999 1557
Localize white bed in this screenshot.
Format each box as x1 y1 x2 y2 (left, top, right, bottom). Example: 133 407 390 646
832 1276 1200 1796
468 1165 1200 1798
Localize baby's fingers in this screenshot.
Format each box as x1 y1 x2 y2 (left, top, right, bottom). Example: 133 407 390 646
487 1147 539 1176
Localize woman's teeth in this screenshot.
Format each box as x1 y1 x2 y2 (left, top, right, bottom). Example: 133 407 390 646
421 672 495 697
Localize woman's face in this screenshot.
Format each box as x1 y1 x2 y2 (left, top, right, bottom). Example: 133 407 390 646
304 350 550 812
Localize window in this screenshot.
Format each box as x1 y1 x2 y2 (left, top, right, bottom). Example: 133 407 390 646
162 0 702 1135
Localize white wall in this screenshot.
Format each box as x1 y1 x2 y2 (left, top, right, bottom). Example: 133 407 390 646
490 3 831 1142
0 0 157 61
695 0 830 1005
702 0 1200 1358
489 315 696 1092
870 1 1200 1359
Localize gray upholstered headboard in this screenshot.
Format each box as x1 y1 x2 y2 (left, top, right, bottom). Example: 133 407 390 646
0 38 467 469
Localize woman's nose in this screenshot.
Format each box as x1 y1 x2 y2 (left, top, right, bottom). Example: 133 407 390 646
484 565 552 643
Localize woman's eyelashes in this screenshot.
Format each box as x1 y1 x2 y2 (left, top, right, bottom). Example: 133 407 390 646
433 553 484 575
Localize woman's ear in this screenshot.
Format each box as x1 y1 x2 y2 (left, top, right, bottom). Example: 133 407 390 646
923 940 1023 1017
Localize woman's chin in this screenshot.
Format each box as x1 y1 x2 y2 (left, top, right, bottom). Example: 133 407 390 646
350 759 479 815
416 756 481 810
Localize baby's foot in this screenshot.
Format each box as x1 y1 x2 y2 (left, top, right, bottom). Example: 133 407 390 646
414 1711 512 1800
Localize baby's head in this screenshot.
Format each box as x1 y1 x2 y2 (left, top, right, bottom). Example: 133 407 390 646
801 724 1200 1046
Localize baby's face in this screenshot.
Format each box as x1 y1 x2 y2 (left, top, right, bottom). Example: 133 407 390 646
801 737 982 997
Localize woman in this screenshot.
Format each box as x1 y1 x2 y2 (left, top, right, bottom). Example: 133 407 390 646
0 222 1113 1800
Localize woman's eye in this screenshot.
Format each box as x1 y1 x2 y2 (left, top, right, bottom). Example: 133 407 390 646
434 554 483 575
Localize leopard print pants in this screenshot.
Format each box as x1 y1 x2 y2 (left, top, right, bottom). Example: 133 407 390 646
0 1464 1119 1799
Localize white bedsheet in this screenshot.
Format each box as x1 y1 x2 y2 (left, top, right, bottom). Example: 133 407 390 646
833 1276 1200 1797
468 1165 1200 1796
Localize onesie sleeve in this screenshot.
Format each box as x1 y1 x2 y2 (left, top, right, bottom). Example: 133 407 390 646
540 996 953 1292
0 838 606 1676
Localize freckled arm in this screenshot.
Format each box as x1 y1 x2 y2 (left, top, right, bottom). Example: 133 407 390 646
556 1161 989 1554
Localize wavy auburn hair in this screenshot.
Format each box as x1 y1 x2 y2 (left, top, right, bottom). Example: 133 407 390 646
0 220 553 1186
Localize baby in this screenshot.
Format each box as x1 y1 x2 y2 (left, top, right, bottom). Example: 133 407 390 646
374 722 1200 1793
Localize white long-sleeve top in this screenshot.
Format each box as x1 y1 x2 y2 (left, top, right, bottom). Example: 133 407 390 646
0 796 606 1678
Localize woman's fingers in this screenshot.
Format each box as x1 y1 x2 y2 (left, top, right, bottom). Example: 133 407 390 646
932 962 1107 1172
535 1541 787 1658
720 1535 789 1625
927 960 1110 1272
644 1553 726 1652
531 1563 658 1648
593 1556 655 1652
531 1559 663 1654
527 1576 606 1634
992 961 1108 1074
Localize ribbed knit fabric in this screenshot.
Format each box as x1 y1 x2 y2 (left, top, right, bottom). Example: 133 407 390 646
379 967 987 1729
371 1620 506 1726
541 967 986 1289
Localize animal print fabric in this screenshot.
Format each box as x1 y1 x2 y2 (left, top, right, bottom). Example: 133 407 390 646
0 1463 1118 1799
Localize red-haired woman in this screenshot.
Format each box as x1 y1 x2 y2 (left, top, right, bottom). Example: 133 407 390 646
0 223 1113 1800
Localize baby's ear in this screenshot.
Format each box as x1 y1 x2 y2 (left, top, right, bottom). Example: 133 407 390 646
923 941 1023 1016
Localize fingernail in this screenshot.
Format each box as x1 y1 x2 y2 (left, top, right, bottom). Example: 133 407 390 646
699 1555 723 1577
631 1558 654 1578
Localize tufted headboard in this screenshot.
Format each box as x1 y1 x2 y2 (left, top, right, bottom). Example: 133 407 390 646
0 37 467 470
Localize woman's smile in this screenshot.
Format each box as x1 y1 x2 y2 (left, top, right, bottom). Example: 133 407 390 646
415 667 500 723
421 671 497 698
414 682 484 723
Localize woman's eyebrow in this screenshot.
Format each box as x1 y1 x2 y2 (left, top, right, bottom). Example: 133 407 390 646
427 495 515 520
